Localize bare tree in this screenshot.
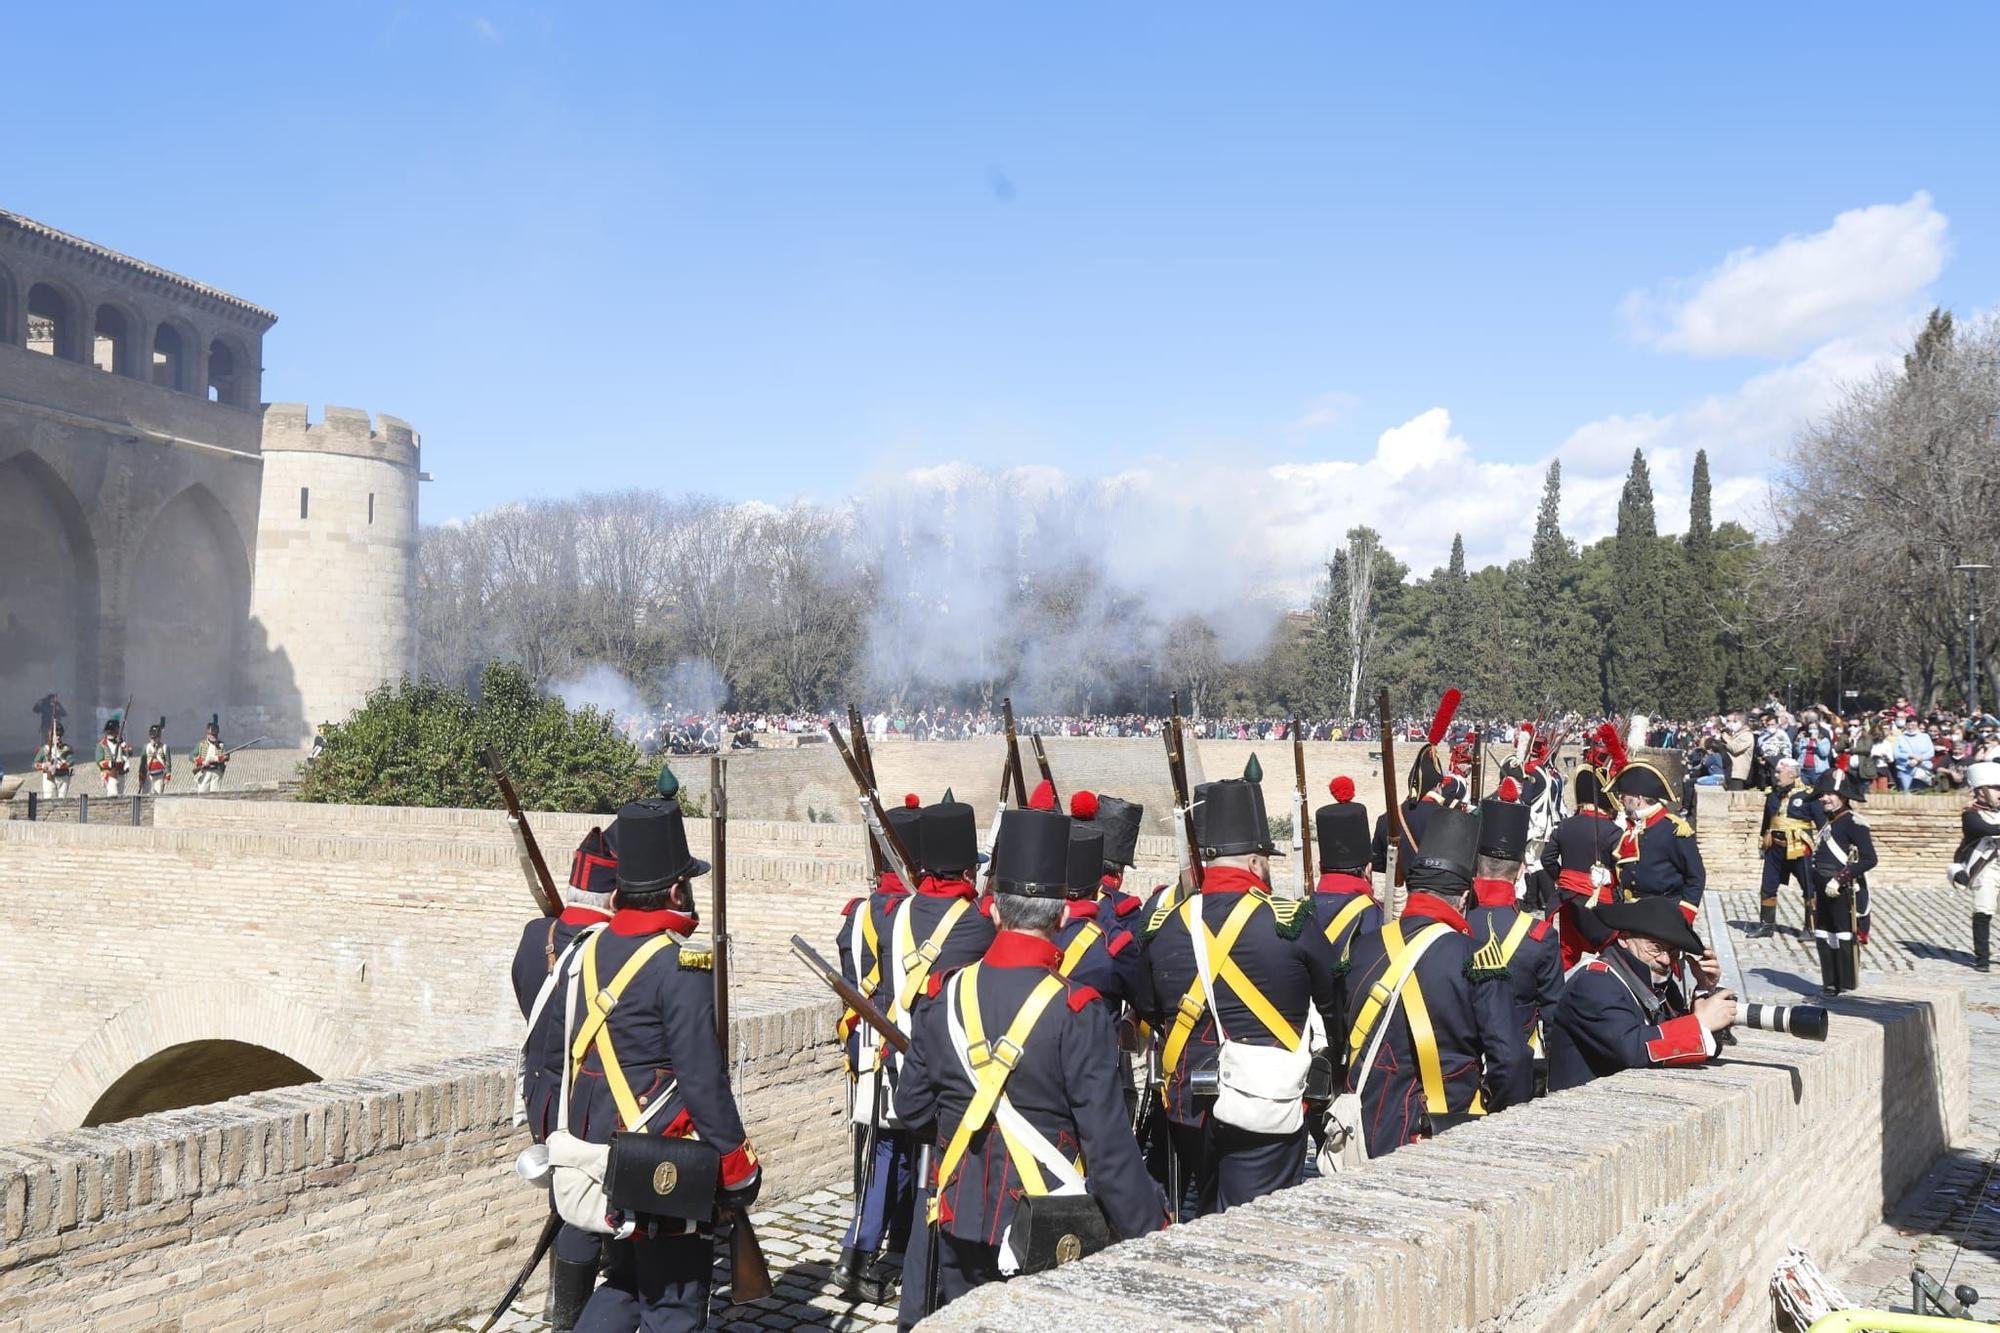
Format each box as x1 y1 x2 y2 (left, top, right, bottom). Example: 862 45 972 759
758 504 863 709
1163 614 1223 718
659 497 763 701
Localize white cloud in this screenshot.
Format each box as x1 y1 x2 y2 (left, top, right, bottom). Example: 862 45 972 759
1623 192 1947 359
472 15 501 42
1286 391 1360 433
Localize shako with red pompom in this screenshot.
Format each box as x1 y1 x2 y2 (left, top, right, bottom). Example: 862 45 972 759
1069 790 1100 820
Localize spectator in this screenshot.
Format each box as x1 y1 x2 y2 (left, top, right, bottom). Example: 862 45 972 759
1723 712 1754 791
1893 716 1936 792
1867 720 1897 794
1794 708 1834 782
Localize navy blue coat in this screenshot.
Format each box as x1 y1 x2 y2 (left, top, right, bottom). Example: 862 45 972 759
1371 797 1448 878
1761 780 1827 857
1134 867 1341 1126
1054 898 1140 1009
1464 891 1563 1049
1310 874 1383 961
1547 944 1710 1091
1616 807 1706 913
511 907 613 1144
894 932 1168 1246
1810 810 1878 884
1339 895 1532 1156
834 872 911 1067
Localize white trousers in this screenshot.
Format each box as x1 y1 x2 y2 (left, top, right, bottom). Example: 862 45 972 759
103 773 122 796
42 774 70 798
195 769 221 794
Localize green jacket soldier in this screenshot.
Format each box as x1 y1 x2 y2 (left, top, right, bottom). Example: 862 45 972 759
34 724 74 799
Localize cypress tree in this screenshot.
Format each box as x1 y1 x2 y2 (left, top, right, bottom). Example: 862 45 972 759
1607 449 1668 711
1429 534 1475 698
1665 450 1720 716
1520 460 1596 710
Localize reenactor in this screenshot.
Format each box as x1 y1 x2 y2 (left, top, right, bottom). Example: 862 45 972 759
1754 757 1824 937
97 716 131 796
1066 790 1150 923
1135 775 1339 1216
1810 769 1877 996
556 798 761 1331
1340 808 1532 1157
1054 825 1140 1007
1952 761 2000 972
833 793 925 1306
1372 695 1467 882
1610 760 1706 924
33 723 73 798
511 820 621 1333
1546 897 1737 1091
894 808 1167 1319
192 718 228 794
1465 785 1563 1093
1539 768 1622 969
141 720 172 795
1310 777 1382 959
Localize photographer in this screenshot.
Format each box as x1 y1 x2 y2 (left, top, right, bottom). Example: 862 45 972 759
1547 897 1736 1091
1794 708 1835 784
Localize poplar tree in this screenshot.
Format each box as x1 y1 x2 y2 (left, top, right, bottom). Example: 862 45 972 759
1607 449 1668 711
1664 450 1720 716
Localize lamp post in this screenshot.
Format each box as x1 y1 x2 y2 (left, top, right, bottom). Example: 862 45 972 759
1956 565 1992 717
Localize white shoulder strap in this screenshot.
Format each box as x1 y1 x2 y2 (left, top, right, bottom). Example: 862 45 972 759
553 932 678 1135
943 969 1086 1194
1351 923 1452 1096
1185 897 1228 1044
526 923 606 1047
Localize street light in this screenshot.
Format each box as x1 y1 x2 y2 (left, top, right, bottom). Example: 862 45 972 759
1956 564 1992 717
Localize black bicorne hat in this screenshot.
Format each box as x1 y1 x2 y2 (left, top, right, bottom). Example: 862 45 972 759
1407 745 1444 800
1574 766 1613 814
1091 794 1144 869
1065 826 1106 897
1813 768 1864 804
614 799 709 890
1477 795 1530 862
1594 896 1705 954
1314 801 1373 872
993 809 1071 899
1194 779 1274 858
1406 807 1480 895
570 822 620 896
918 799 980 876
1611 761 1678 806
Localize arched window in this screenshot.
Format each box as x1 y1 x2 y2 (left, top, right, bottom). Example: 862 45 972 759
27 283 78 360
93 305 133 375
152 323 186 390
206 338 239 405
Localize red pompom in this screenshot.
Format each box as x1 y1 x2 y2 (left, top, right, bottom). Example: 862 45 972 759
1070 790 1100 820
1330 776 1356 803
1029 779 1056 811
1497 776 1521 803
1427 689 1462 746
903 792 921 808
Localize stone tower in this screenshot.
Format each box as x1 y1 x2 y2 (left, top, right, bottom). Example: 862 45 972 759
247 404 420 741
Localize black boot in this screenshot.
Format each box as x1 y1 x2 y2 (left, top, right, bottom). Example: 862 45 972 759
1817 940 1840 996
858 1253 903 1306
1837 940 1859 994
548 1255 598 1333
835 1246 866 1300
1975 915 1992 973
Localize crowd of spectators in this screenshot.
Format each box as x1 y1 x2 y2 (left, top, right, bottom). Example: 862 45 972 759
1665 698 2000 794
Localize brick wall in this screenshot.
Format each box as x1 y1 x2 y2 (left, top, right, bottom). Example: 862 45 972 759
0 997 847 1333
1695 787 1966 889
929 980 1968 1333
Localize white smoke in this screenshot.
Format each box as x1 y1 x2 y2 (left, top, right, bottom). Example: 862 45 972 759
548 662 648 719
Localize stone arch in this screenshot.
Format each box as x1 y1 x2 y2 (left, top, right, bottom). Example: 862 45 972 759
0 257 18 345
91 299 142 377
26 279 83 360
150 317 192 390
205 334 247 405
124 483 251 729
32 980 367 1134
0 449 100 750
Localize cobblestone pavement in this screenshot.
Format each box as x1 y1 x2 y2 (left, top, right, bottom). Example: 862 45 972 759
449 882 1999 1330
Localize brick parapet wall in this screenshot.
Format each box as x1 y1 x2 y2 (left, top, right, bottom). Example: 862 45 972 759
0 997 846 1333
928 980 1968 1333
1695 787 1965 889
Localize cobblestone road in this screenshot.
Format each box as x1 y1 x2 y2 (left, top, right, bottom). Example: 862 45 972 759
447 882 1999 1331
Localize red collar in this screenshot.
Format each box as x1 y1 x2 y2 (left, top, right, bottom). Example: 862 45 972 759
559 904 614 927
1401 892 1472 935
917 875 978 900
1100 870 1125 890
1064 899 1100 924
1471 878 1516 908
1315 872 1374 899
877 872 911 897
1577 809 1610 821
609 907 698 937
985 930 1063 970
1200 865 1269 896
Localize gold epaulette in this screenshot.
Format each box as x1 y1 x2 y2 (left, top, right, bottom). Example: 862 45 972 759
1667 812 1695 838
1466 929 1511 982
678 947 714 971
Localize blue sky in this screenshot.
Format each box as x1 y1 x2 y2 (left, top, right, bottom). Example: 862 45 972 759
9 3 1999 573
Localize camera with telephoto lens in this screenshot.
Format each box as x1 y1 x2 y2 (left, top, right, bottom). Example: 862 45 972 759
1737 1002 1829 1041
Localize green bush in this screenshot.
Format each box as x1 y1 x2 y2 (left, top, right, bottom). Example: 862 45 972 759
298 663 645 813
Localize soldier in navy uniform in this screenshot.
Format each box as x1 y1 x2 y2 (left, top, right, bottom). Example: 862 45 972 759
1754 758 1824 938
894 808 1167 1319
559 799 760 1333
1311 777 1382 960
1055 825 1140 1006
1068 790 1151 923
833 793 925 1304
1810 769 1877 996
1546 897 1737 1091
513 819 622 1332
1540 768 1622 969
1610 761 1706 924
1465 785 1563 1095
1341 808 1532 1157
1135 775 1340 1216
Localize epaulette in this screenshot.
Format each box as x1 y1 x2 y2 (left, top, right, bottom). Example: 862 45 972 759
840 897 863 918
1268 897 1309 940
1668 812 1695 838
1065 985 1102 1013
1106 930 1133 957
1465 931 1510 983
1584 959 1610 973
1141 901 1178 941
1528 918 1552 942
925 971 947 999
679 947 714 971
1111 895 1143 918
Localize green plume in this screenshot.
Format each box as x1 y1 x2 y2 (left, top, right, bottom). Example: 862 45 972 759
1244 753 1263 782
657 763 680 799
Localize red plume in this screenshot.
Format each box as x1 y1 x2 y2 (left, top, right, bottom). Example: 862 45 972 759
1028 779 1056 811
1069 790 1100 820
1597 722 1629 775
1497 776 1521 803
1427 689 1462 746
903 792 921 808
1330 776 1355 803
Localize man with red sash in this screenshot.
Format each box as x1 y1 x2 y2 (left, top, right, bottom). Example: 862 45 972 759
1611 761 1706 924
1540 768 1623 969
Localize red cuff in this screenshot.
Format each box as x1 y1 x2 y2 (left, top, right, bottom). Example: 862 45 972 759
1645 1013 1709 1065
720 1140 760 1189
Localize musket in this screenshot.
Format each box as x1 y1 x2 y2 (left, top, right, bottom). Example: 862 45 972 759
1030 731 1059 807
710 756 773 1304
1377 690 1410 913
1001 698 1029 806
1469 726 1485 802
847 704 886 878
474 1212 560 1333
827 725 922 894
1166 692 1203 888
479 746 562 917
790 935 912 1054
1292 720 1315 893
